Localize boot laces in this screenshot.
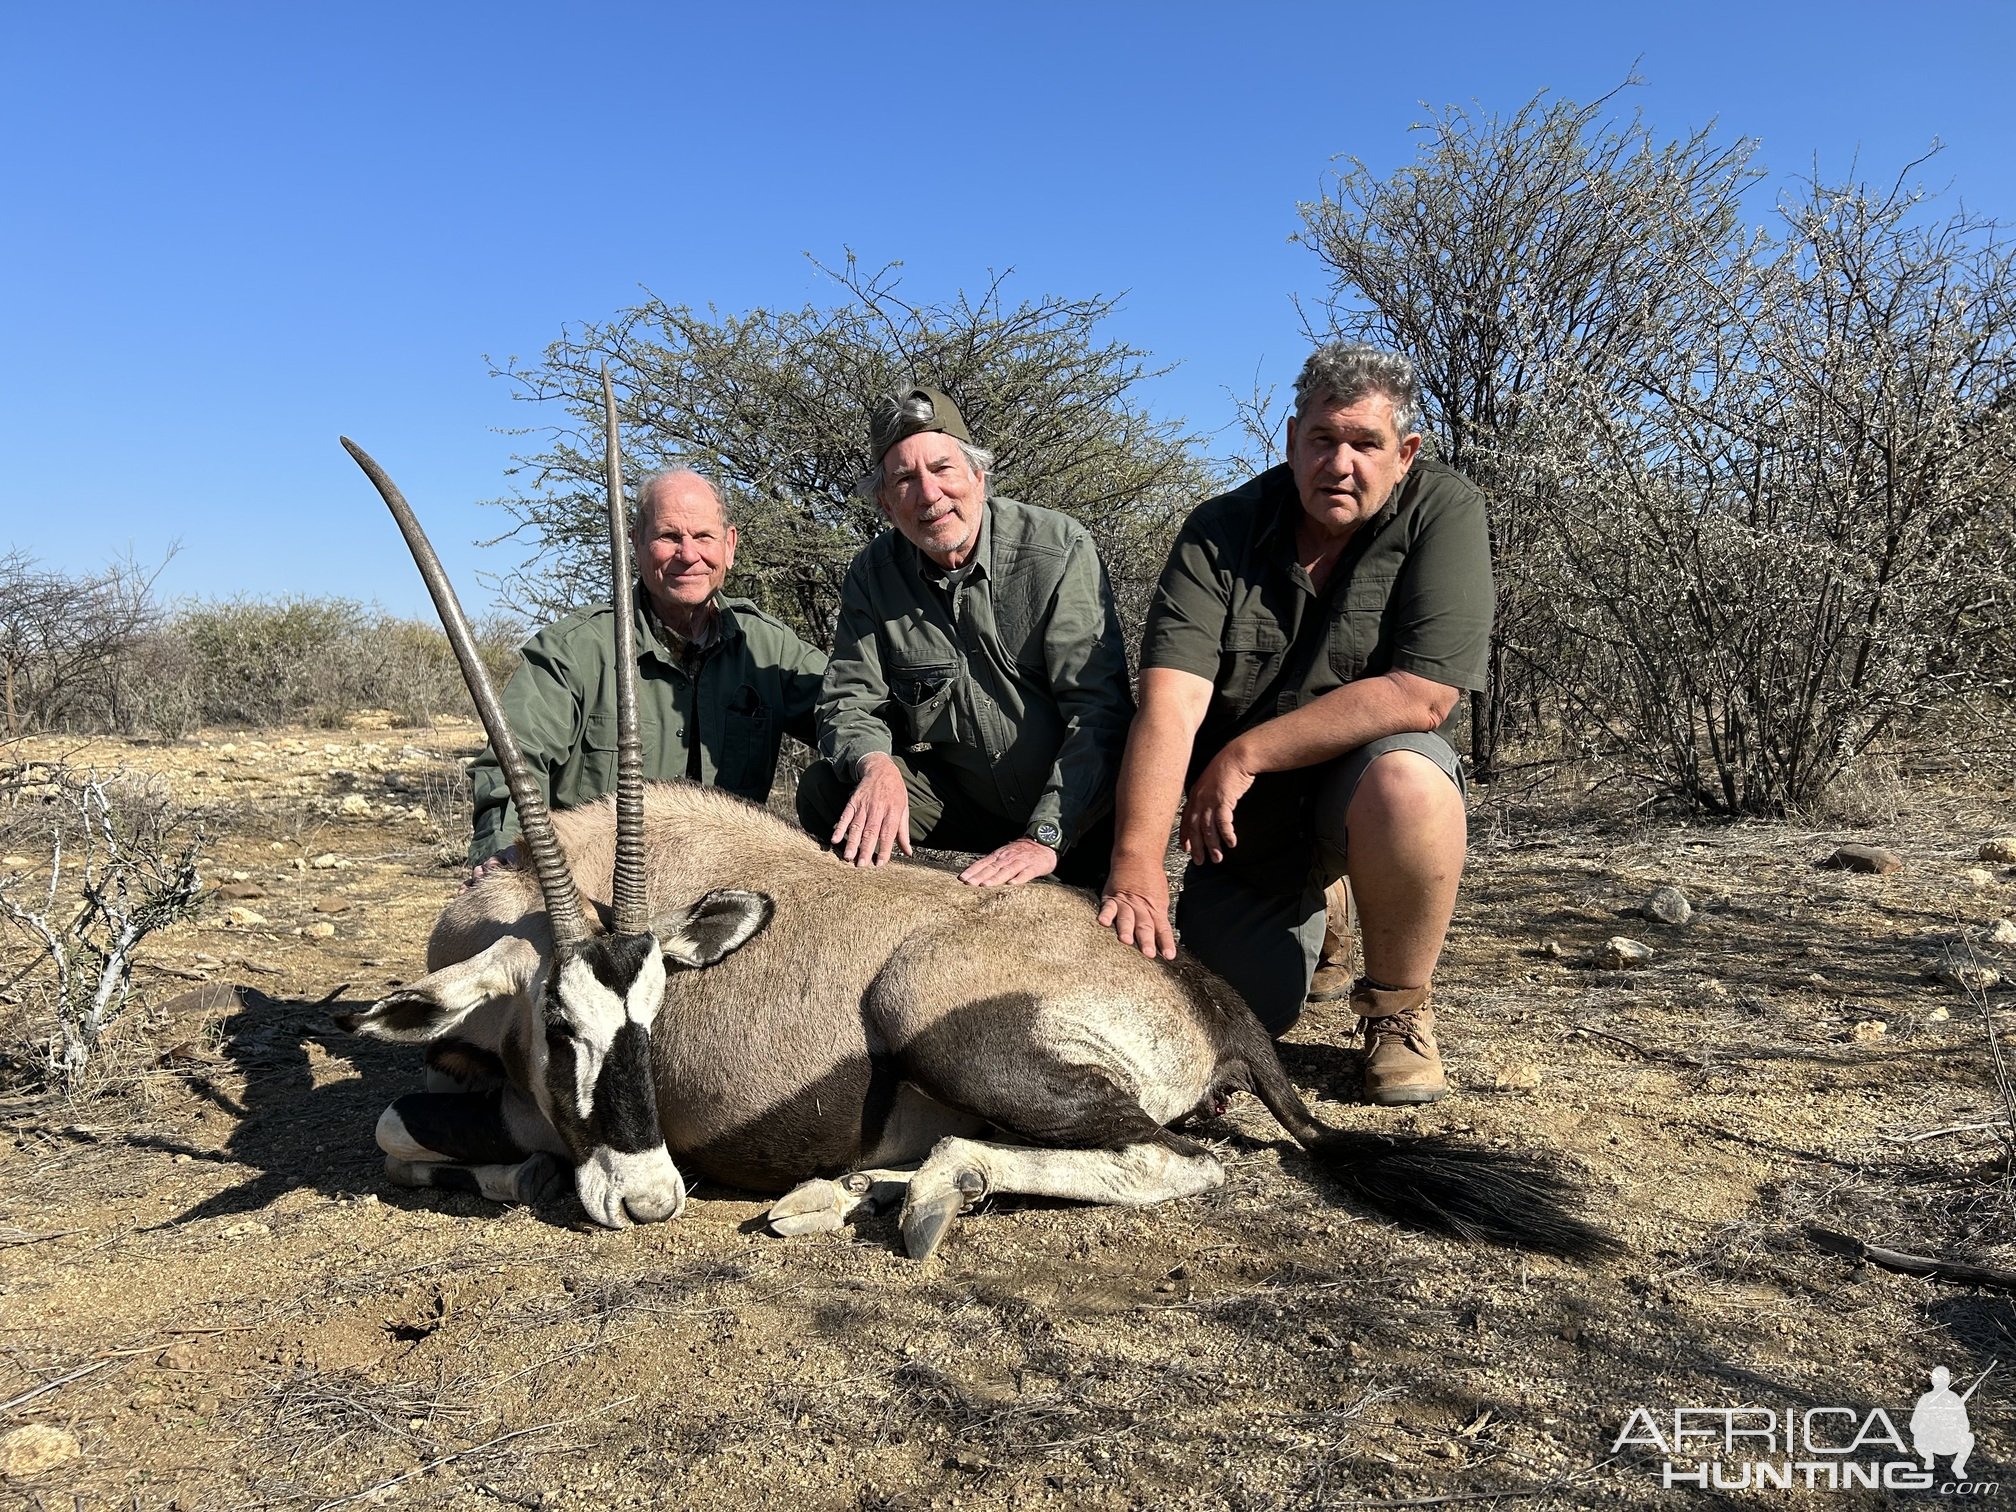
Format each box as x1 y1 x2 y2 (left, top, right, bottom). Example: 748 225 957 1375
1361 1004 1433 1056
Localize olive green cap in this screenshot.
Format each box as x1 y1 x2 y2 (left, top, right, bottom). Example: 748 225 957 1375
869 383 971 464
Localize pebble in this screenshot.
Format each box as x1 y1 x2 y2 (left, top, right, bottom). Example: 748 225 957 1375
221 1220 270 1239
1990 920 2016 946
337 794 371 816
309 853 342 870
1538 939 1565 959
1936 963 2002 992
1828 844 1903 874
1965 869 1996 888
1642 886 1692 926
1 855 32 869
224 906 269 928
0 1425 79 1477
1928 1006 1952 1023
1493 1063 1544 1092
1851 1020 1888 1043
313 895 350 913
1981 838 2016 865
1599 937 1655 968
305 922 337 940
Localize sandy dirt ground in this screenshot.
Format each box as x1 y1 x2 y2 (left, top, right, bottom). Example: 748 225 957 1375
3 718 2016 1510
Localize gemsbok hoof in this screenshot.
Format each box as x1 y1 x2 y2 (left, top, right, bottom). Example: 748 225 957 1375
899 1168 985 1263
768 1177 853 1236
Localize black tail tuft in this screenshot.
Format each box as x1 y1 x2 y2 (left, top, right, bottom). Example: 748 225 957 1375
1309 1129 1621 1261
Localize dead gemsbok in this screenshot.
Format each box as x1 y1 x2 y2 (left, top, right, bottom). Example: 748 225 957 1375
333 380 1616 1262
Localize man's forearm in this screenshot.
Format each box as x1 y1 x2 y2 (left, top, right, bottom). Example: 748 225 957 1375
1224 671 1458 778
1110 703 1196 868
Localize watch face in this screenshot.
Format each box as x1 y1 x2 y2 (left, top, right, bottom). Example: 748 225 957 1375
1033 822 1062 847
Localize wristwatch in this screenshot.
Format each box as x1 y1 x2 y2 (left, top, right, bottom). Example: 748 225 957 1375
1028 821 1062 848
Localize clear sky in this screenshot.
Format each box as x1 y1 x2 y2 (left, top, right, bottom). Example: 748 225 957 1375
4 1 2012 622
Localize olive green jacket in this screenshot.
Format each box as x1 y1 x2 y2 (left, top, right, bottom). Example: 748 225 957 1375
1140 459 1492 774
469 586 826 864
815 496 1134 857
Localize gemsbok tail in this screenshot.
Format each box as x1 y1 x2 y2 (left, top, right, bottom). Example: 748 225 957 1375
1234 1015 1620 1261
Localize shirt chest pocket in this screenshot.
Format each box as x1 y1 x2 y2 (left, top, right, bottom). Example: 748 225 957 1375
889 659 963 749
719 684 774 793
1220 620 1288 707
1326 576 1398 684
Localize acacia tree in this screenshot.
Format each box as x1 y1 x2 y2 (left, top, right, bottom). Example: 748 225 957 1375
1527 168 2016 812
489 258 1217 653
1295 83 1760 778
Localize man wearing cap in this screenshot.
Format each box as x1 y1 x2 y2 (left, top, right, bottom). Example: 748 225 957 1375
795 384 1134 888
468 468 826 875
1098 343 1492 1106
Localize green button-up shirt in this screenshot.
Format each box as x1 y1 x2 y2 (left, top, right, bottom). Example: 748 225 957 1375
816 495 1134 856
1140 459 1492 774
469 585 827 864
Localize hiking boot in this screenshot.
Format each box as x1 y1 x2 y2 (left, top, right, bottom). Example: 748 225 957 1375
1352 982 1448 1105
1305 877 1357 1003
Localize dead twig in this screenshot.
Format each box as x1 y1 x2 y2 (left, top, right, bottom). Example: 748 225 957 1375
1880 1120 2011 1145
1805 1225 2016 1292
309 1396 637 1512
0 1358 112 1414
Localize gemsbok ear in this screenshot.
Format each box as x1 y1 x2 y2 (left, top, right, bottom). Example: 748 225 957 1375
656 889 774 970
335 936 544 1042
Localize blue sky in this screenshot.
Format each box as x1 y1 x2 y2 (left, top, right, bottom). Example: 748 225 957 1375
4 1 2012 621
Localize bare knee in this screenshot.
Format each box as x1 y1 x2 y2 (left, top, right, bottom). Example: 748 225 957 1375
1347 750 1464 839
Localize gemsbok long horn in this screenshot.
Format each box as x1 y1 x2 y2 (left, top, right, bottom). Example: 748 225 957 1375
602 367 648 937
339 436 588 951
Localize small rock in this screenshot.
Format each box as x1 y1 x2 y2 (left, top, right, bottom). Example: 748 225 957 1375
1851 1020 1888 1043
1827 844 1904 875
1927 1006 1952 1023
1493 1063 1543 1092
1990 920 2016 947
1 855 32 869
0 1425 80 1477
215 882 265 901
268 841 287 854
1598 937 1655 968
305 922 337 940
221 1220 270 1239
225 906 269 928
309 853 341 870
1538 939 1565 959
1642 886 1692 926
158 1339 202 1370
338 794 371 817
1980 838 2016 865
1936 963 2003 992
313 895 350 914
1964 868 1996 888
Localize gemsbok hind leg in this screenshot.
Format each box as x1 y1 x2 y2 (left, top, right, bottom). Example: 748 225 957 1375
374 1088 570 1207
900 1131 1224 1261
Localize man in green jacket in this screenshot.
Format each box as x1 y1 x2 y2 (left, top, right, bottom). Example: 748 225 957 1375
467 469 826 875
1098 343 1492 1105
795 385 1133 889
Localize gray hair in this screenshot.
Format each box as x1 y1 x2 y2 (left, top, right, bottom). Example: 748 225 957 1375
1294 343 1423 439
634 467 733 529
854 434 996 502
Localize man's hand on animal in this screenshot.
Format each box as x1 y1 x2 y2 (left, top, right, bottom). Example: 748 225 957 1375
831 751 913 867
1098 862 1178 960
1180 746 1258 864
957 837 1058 886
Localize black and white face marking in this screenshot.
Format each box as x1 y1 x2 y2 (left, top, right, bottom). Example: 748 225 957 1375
540 932 686 1228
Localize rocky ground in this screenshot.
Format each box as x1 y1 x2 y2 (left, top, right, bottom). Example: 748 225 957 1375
3 718 2015 1510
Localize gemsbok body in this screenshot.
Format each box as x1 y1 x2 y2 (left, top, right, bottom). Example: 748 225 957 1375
335 381 1615 1262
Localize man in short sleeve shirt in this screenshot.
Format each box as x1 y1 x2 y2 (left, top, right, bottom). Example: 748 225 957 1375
1099 343 1492 1104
